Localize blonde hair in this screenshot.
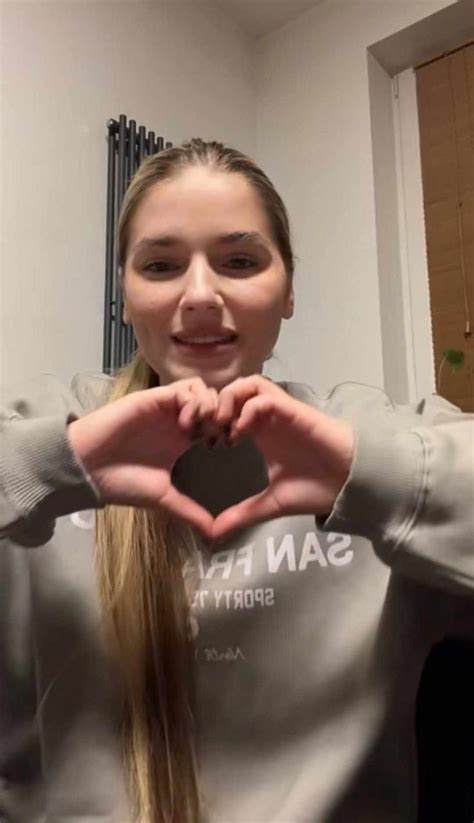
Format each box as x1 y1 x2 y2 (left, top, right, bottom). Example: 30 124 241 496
96 351 200 823
95 138 295 822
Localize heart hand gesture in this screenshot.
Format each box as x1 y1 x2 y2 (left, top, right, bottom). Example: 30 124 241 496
67 374 354 541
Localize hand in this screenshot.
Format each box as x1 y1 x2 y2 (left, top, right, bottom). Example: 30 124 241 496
211 375 354 540
67 378 219 537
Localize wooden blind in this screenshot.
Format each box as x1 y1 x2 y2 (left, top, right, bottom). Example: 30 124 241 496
416 42 474 412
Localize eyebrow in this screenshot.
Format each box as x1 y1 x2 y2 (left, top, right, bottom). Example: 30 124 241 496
217 232 266 244
131 231 267 254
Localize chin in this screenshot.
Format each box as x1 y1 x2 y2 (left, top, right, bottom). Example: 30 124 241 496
197 370 240 391
174 365 244 390
156 353 261 389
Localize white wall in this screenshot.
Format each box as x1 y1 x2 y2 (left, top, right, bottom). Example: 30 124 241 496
1 0 460 395
0 1 256 386
256 0 456 395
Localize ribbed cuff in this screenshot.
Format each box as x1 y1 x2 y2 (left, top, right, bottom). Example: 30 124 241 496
316 422 425 554
0 414 104 531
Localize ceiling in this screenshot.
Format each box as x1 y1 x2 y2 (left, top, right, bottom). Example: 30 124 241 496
211 0 325 37
370 0 474 75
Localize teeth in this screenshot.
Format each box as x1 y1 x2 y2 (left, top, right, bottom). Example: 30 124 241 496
178 335 234 344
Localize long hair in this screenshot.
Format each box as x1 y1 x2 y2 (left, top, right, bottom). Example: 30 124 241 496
95 138 295 822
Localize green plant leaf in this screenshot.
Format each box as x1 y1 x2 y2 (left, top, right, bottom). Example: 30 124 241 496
442 349 465 373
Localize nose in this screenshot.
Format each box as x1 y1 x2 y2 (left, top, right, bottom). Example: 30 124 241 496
179 257 224 315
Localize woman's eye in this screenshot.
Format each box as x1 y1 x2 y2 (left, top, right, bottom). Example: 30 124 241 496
143 261 180 274
225 257 257 271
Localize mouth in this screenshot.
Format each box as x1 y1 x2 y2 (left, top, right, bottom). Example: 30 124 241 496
171 331 239 355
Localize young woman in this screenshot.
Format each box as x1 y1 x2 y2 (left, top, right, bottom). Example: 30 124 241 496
0 139 473 823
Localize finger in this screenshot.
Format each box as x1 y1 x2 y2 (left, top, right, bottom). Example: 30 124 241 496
140 380 213 414
231 394 279 440
195 387 219 438
216 375 282 427
160 486 214 538
174 377 212 409
178 396 199 432
211 487 279 541
140 384 184 413
215 383 237 426
179 392 219 441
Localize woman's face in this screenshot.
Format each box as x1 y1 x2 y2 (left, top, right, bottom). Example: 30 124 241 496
122 165 293 391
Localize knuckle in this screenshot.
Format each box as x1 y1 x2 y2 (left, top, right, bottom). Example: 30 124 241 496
232 376 245 388
257 375 274 391
175 386 188 401
254 391 269 405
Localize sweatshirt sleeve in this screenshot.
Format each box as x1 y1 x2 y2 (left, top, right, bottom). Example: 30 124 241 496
316 388 474 595
0 373 105 545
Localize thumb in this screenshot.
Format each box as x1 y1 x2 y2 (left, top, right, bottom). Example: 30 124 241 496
160 486 214 538
211 487 279 541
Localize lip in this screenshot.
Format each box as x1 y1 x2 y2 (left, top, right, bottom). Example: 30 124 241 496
171 328 238 344
171 331 239 357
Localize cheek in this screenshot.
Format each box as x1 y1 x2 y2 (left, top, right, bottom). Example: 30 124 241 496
235 281 288 329
125 282 176 326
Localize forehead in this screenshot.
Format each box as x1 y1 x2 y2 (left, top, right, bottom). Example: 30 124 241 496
127 166 273 247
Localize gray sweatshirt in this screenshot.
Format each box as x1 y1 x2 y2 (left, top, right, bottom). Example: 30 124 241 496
0 372 473 823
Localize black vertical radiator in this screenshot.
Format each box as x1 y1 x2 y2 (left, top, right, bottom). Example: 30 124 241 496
103 114 173 374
